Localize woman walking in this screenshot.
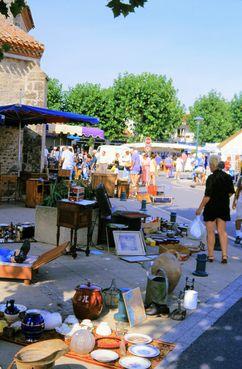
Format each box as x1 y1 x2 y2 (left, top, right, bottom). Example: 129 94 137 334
196 155 235 263
150 153 157 186
141 153 150 186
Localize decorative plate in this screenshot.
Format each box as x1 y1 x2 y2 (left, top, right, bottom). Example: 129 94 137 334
96 337 122 349
119 356 151 369
0 304 27 313
128 344 160 358
91 349 119 363
124 333 152 345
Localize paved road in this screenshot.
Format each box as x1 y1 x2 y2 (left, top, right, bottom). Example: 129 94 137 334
166 298 242 369
155 175 236 239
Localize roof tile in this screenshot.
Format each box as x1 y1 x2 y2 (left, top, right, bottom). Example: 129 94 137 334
0 15 44 58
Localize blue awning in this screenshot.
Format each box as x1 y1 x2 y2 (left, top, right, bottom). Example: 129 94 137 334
0 104 99 126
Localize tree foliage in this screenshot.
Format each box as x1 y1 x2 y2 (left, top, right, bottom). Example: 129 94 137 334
187 91 234 143
63 83 118 140
112 73 184 141
47 78 64 111
48 73 183 141
230 93 242 132
107 0 148 17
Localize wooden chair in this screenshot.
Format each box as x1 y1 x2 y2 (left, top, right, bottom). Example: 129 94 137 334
0 242 68 285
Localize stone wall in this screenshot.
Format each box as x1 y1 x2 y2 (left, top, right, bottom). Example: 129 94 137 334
0 56 47 173
0 57 47 106
0 127 21 173
22 127 42 172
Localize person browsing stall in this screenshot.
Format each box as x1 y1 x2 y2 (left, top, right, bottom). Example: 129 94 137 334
196 155 235 263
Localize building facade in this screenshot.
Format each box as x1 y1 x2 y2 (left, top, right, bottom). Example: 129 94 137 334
0 4 47 173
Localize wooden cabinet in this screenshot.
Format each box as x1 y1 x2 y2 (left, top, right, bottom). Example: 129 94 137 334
91 173 117 197
25 179 49 208
57 200 96 257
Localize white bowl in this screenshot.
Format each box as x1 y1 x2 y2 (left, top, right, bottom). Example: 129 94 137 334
4 312 20 323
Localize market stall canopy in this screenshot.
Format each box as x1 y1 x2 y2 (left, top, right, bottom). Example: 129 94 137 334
0 104 99 126
47 123 104 139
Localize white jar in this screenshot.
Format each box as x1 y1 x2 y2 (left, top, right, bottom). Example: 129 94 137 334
96 322 112 336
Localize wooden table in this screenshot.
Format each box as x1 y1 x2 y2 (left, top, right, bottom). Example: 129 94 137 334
57 199 97 258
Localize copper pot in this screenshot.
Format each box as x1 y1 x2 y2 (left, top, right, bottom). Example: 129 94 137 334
72 281 103 320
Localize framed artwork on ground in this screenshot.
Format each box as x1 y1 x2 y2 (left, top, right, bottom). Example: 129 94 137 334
122 287 146 327
113 231 146 256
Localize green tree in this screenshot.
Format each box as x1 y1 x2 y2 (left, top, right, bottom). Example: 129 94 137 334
112 72 184 141
230 93 242 133
47 78 64 110
188 90 233 143
107 0 148 17
63 83 118 140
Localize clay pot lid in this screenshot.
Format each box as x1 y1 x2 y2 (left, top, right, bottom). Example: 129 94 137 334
76 281 101 291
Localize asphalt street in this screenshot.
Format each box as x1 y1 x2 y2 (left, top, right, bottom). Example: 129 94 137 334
166 298 242 369
156 175 237 239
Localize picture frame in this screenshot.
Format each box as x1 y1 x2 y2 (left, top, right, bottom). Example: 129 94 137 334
122 287 147 327
113 231 146 256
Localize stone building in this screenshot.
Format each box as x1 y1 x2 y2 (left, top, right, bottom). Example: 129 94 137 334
0 4 47 173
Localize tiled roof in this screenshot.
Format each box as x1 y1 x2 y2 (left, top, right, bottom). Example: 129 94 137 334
0 16 44 58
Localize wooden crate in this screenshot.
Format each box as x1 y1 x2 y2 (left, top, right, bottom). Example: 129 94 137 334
58 169 71 178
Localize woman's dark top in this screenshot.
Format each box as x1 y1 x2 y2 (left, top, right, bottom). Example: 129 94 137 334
203 169 235 222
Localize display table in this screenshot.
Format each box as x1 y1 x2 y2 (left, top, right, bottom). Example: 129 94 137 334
57 199 97 258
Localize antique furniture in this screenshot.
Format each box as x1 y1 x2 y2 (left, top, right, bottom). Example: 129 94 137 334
117 179 129 199
0 175 18 202
91 173 117 197
58 169 71 179
57 199 97 258
95 184 149 244
25 178 50 208
0 242 68 285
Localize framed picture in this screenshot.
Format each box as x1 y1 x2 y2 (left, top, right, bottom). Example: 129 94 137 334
122 287 146 327
113 231 146 256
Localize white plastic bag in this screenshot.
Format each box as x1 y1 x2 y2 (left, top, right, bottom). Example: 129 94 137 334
189 216 206 240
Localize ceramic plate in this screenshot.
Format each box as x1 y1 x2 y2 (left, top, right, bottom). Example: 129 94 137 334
91 349 119 363
128 344 160 358
119 356 151 369
124 333 152 345
0 304 27 313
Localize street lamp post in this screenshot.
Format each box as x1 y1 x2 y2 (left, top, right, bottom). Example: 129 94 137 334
194 116 204 159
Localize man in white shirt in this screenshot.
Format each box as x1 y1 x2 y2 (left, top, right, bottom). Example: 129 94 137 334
61 147 75 179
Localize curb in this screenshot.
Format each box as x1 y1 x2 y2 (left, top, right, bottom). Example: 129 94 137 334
155 275 242 368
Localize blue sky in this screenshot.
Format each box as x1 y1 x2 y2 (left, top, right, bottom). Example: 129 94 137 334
29 0 242 109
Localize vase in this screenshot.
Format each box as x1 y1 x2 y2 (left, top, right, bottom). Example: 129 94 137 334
72 281 103 320
21 312 45 342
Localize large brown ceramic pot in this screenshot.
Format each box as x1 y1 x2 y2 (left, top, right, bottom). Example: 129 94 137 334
151 252 182 293
72 282 103 320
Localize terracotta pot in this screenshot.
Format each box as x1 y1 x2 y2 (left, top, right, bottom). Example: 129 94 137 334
72 281 103 320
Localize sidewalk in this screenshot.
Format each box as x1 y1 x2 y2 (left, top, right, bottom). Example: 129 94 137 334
0 200 241 368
